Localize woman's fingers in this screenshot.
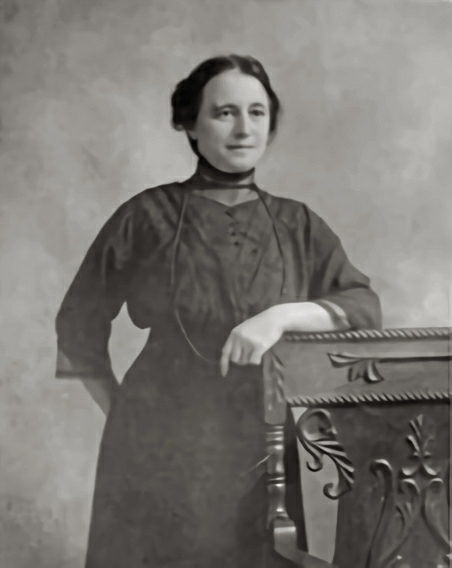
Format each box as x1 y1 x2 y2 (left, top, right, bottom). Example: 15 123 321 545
221 334 253 376
230 342 244 364
248 348 264 366
221 336 265 376
220 310 285 376
221 338 244 376
220 339 233 377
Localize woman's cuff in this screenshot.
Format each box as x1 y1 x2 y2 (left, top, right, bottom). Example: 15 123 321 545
312 299 350 331
55 349 114 380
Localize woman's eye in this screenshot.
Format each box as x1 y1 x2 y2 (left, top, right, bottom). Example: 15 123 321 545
251 110 266 117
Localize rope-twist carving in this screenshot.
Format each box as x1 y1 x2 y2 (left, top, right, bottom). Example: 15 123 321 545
284 327 451 343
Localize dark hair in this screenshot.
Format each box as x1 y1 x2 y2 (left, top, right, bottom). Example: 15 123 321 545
171 54 281 155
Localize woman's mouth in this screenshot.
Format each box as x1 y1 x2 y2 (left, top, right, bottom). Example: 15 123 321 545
227 145 254 150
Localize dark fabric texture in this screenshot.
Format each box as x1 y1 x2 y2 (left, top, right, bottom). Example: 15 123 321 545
56 167 381 567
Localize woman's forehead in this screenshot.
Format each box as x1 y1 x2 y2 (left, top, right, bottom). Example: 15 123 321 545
201 70 269 107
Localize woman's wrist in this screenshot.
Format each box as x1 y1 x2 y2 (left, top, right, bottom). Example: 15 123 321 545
266 302 339 334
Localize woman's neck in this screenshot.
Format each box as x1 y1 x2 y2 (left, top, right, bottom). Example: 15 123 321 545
190 155 259 207
196 155 256 186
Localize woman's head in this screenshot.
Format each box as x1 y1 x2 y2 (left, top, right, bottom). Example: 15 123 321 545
171 55 281 173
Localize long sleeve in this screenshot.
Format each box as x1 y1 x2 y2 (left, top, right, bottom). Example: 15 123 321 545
304 206 382 330
55 201 139 379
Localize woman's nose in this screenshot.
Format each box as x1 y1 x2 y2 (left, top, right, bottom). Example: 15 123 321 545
233 113 252 138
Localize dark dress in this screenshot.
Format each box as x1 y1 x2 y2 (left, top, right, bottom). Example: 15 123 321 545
56 161 381 568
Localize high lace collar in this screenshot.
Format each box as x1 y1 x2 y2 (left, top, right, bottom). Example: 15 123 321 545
190 155 257 190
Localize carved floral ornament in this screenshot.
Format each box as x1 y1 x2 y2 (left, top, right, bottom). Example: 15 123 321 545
296 409 354 499
366 415 450 568
295 411 451 568
327 352 452 385
279 347 451 406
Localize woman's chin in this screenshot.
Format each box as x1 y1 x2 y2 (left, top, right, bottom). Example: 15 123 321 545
220 157 259 173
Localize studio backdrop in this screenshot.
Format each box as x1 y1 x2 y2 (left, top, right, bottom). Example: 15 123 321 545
0 0 451 566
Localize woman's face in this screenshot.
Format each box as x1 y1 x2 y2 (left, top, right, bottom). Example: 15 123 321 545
187 69 272 173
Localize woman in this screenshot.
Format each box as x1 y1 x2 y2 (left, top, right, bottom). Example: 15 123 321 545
56 55 381 568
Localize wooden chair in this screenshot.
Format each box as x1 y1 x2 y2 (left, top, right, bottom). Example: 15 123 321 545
263 327 451 568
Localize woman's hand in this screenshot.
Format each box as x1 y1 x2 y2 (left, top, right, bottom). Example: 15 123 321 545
220 307 286 377
220 301 346 377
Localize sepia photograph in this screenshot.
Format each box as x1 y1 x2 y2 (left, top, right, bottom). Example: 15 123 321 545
0 0 451 567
